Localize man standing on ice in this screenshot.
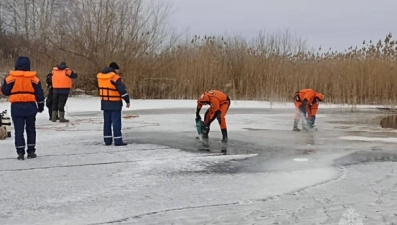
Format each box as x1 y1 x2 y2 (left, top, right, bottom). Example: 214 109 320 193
45 69 59 121
50 61 78 122
293 88 324 131
97 62 130 146
196 90 230 143
1 56 45 160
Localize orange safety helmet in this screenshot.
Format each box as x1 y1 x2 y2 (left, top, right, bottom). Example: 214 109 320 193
315 93 324 102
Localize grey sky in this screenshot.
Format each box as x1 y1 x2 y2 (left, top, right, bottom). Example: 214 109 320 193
166 0 396 52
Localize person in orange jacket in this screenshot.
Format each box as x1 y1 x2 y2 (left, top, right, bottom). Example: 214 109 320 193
50 62 77 122
97 62 130 146
1 56 45 160
196 90 231 142
293 89 324 131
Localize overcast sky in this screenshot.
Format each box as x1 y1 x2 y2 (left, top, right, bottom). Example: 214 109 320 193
166 0 395 52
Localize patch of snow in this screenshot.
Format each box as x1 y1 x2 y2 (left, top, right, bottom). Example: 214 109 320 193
293 158 309 161
339 136 397 143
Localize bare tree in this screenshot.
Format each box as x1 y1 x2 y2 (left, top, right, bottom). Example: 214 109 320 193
0 0 63 56
38 0 177 69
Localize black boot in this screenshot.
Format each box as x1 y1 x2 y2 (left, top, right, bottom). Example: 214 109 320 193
17 153 24 160
115 142 128 146
221 128 228 143
51 111 58 122
293 119 300 131
59 112 69 123
27 153 37 159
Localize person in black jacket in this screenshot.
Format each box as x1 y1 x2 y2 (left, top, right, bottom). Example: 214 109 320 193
45 71 58 121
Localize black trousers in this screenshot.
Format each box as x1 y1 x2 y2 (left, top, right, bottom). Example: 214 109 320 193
46 89 53 118
52 93 69 112
12 115 36 154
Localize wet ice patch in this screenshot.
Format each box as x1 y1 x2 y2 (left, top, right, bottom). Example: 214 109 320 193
335 150 397 166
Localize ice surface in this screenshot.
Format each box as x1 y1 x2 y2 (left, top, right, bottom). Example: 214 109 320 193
0 97 396 225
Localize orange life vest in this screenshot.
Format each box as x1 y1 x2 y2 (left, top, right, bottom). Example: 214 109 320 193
97 72 122 101
5 70 39 103
52 67 73 89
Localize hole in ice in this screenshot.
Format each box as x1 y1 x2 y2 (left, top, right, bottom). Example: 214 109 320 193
380 115 397 129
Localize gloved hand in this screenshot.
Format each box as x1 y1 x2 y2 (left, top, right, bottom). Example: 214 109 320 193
306 120 313 128
196 108 201 120
299 104 304 112
299 99 308 113
37 102 44 113
196 109 201 122
200 122 209 134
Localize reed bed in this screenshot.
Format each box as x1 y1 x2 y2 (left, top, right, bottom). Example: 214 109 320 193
0 1 396 106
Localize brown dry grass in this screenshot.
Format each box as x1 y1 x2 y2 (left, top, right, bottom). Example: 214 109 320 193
86 32 397 106
2 32 397 106
0 1 396 106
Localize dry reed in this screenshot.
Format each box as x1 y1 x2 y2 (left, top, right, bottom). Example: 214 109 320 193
0 0 396 106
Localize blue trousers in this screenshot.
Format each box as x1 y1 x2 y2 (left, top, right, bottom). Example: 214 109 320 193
103 110 123 145
12 116 36 154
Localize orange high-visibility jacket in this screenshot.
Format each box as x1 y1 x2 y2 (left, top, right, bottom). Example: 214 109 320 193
197 90 229 113
294 89 317 104
52 67 73 89
5 71 39 103
97 72 122 101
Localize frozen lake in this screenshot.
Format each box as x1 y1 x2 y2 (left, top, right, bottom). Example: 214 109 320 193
0 97 396 225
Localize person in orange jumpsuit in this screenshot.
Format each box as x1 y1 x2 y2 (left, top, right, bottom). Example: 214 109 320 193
196 90 231 142
293 89 324 131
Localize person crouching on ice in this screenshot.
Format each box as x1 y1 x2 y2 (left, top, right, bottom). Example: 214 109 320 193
293 89 324 131
196 90 231 143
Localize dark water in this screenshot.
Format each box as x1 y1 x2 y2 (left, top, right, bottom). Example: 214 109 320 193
380 115 397 129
